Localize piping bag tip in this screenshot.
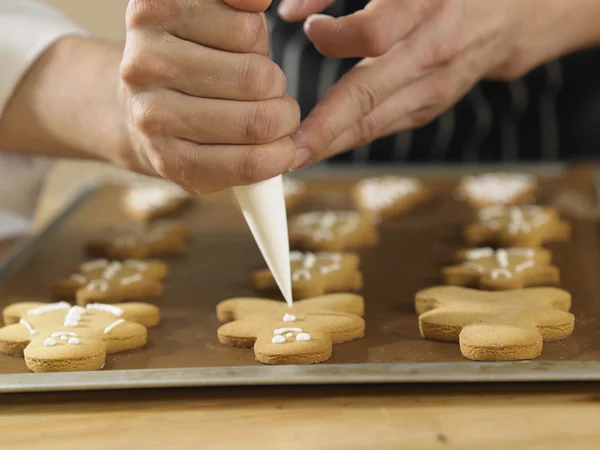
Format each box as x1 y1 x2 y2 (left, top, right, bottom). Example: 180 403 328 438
232 175 293 307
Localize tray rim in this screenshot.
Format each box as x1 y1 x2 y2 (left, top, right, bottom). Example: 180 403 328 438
0 163 598 393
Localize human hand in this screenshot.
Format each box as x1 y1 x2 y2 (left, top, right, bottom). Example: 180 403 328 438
280 0 587 167
119 0 300 193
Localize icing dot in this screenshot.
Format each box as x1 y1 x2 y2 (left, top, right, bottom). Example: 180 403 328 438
44 338 56 347
283 313 296 322
296 333 311 341
286 333 293 337
272 335 286 344
61 335 68 341
68 337 81 345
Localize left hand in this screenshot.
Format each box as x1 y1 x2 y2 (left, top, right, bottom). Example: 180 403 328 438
279 0 584 168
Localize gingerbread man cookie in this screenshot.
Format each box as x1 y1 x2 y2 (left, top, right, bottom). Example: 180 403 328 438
464 205 571 247
217 294 365 364
282 177 307 211
352 176 427 222
442 247 559 290
87 221 190 259
289 211 378 251
253 251 362 299
415 286 574 361
456 172 537 209
51 259 167 305
121 183 191 222
0 301 159 372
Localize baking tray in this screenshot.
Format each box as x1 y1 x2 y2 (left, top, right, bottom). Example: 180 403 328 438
1 164 600 393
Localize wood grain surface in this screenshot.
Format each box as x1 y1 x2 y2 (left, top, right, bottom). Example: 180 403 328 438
1 161 600 449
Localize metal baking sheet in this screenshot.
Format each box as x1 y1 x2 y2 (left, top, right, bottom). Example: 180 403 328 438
1 164 600 393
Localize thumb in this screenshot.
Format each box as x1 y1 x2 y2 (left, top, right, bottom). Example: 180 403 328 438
222 0 273 13
278 0 335 22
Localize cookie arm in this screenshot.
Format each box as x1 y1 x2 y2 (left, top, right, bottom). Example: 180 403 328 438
0 323 34 355
297 293 364 317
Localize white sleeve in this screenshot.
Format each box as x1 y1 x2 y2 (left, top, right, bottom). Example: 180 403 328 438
0 0 87 237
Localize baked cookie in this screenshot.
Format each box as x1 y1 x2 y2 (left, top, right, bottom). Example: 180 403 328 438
352 176 427 222
51 259 167 305
415 286 574 361
283 177 307 211
456 172 537 209
121 183 191 222
442 247 559 290
87 221 190 259
464 205 571 247
0 301 159 372
289 211 378 251
253 251 362 299
217 293 365 364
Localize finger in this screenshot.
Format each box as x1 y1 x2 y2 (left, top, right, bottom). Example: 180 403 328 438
320 64 475 160
146 136 296 193
133 91 300 145
122 36 286 101
304 0 433 58
277 0 335 22
126 0 270 54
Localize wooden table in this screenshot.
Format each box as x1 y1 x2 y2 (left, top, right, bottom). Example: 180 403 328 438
2 161 600 449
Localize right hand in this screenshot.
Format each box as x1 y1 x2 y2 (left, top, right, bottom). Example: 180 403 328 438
118 0 300 193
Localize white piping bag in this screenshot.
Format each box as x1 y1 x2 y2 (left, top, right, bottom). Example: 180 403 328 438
232 176 293 307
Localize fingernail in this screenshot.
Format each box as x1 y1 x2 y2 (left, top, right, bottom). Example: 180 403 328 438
290 147 311 171
277 0 296 17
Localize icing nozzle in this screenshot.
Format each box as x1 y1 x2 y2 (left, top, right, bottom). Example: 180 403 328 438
232 176 293 307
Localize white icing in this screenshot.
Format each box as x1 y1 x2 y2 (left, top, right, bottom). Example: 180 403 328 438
125 185 188 211
478 205 549 235
294 211 360 242
104 318 125 334
102 261 123 280
356 176 421 212
87 280 109 292
283 313 296 322
120 273 143 285
515 260 535 272
464 248 494 259
52 331 78 338
286 332 293 337
61 335 68 341
496 249 509 267
44 338 56 347
491 268 513 279
460 173 534 204
124 260 148 271
28 302 70 317
81 259 109 272
272 335 286 344
86 303 123 316
274 327 302 335
19 318 37 335
70 274 87 284
68 337 80 345
296 332 311 341
290 251 342 281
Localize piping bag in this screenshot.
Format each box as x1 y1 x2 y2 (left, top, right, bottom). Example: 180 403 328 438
232 176 293 307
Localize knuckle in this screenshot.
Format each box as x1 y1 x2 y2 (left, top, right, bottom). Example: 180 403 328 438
236 147 268 184
120 46 174 87
354 116 378 146
126 0 172 29
232 14 268 54
244 103 278 144
410 107 436 128
424 37 460 69
131 95 167 136
353 81 378 117
239 55 281 99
